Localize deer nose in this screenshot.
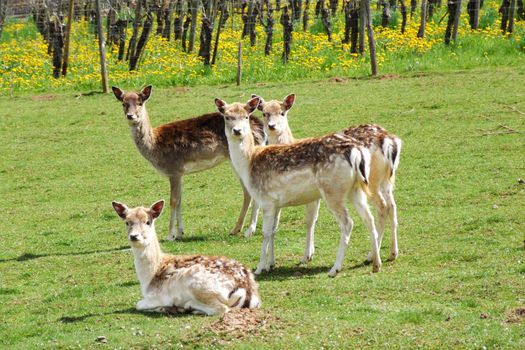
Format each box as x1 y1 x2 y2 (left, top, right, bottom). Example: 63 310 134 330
129 234 139 241
233 128 242 136
126 114 134 120
268 123 276 130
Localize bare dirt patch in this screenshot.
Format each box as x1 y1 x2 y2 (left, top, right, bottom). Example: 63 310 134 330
182 309 277 347
31 94 56 101
379 74 400 80
207 308 273 334
174 87 191 93
329 77 348 83
505 307 525 323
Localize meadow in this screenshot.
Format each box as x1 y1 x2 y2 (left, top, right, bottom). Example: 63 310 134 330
1 65 524 348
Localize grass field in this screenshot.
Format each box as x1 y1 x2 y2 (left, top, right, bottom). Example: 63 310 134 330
1 66 524 349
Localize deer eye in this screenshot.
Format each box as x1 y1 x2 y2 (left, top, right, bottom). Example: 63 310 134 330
125 222 130 226
146 220 151 226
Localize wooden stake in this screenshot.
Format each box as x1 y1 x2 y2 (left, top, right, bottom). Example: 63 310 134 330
508 0 517 33
61 0 74 77
359 0 365 54
94 0 109 93
473 0 480 29
451 0 462 41
236 41 242 86
417 0 428 38
363 0 377 75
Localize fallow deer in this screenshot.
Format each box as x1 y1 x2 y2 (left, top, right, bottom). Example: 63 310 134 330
112 200 261 315
253 94 402 263
112 86 265 241
243 93 320 266
214 97 381 277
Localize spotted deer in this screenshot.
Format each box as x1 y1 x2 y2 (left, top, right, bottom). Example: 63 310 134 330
242 93 320 266
112 86 265 241
112 200 261 315
252 94 402 263
214 97 381 277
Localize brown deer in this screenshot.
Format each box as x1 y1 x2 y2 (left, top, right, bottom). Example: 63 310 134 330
242 93 320 266
253 94 402 263
215 97 382 277
112 199 261 315
112 86 265 241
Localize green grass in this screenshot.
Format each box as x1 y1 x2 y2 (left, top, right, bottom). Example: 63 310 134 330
1 66 525 349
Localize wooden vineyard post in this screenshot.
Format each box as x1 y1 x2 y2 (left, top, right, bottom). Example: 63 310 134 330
418 0 428 38
236 41 242 86
359 0 365 54
95 0 109 93
363 0 378 75
451 0 462 41
62 0 74 77
471 0 481 29
188 0 199 52
508 0 517 33
0 0 8 39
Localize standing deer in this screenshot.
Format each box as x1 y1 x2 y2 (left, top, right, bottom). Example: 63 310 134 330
112 86 265 241
214 97 381 277
243 93 320 265
112 199 261 315
252 94 402 263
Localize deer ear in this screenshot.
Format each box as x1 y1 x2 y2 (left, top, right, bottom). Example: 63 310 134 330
112 86 124 101
245 97 260 114
140 85 152 102
215 98 227 114
252 94 265 110
150 200 165 219
112 201 128 220
283 94 296 111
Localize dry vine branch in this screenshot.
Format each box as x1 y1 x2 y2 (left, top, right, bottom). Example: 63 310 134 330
480 115 523 136
503 104 525 116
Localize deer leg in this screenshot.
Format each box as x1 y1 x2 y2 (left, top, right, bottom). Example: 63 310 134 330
301 199 321 264
167 175 183 241
321 189 353 277
255 206 277 275
268 209 281 270
136 298 164 311
230 180 251 235
352 188 381 273
383 183 399 261
366 191 387 263
191 289 230 315
244 199 260 238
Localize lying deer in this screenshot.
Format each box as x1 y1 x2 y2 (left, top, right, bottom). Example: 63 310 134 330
112 199 261 315
215 97 381 277
112 86 265 241
252 94 402 263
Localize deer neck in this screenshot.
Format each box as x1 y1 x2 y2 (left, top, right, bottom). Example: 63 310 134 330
227 131 256 187
131 232 163 295
269 127 295 145
130 107 156 157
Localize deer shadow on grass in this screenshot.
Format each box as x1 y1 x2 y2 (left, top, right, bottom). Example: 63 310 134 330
254 260 370 281
0 245 130 264
59 307 193 323
159 235 208 244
